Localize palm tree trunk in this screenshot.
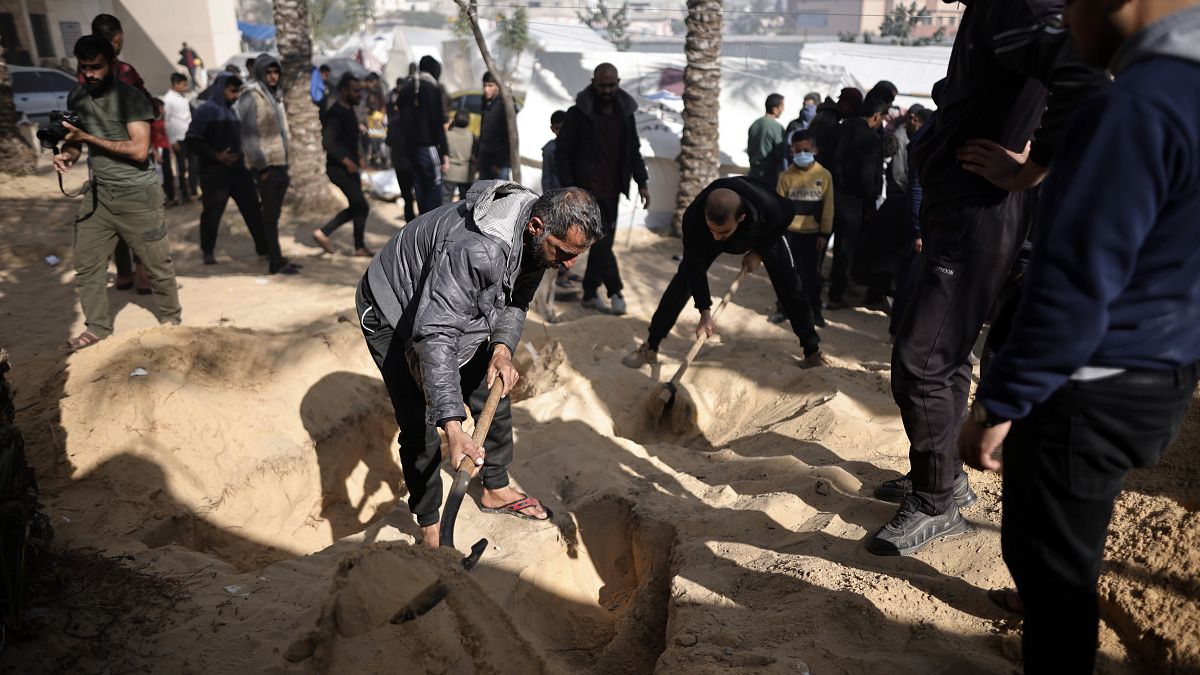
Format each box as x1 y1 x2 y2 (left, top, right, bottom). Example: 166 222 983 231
0 45 37 176
454 0 521 183
673 0 722 236
272 0 337 210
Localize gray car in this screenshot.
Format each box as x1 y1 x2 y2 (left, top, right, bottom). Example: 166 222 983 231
10 65 77 128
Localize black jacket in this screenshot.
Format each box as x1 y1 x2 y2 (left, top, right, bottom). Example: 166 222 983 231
555 86 649 197
322 100 360 168
680 177 794 310
909 0 1109 207
477 95 511 169
820 117 884 202
394 73 449 157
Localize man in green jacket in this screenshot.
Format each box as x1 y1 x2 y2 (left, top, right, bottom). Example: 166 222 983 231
748 93 786 185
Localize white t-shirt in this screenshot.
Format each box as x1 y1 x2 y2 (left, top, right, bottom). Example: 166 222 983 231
163 89 192 144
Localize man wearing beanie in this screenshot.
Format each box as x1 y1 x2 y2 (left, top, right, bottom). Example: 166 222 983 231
396 56 450 212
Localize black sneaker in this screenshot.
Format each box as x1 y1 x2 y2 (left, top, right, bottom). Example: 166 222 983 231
866 496 969 556
873 472 977 509
813 313 827 328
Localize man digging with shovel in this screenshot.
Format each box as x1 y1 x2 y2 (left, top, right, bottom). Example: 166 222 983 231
624 177 829 371
356 181 603 547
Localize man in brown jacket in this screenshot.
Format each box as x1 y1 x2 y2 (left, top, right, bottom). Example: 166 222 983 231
237 53 298 275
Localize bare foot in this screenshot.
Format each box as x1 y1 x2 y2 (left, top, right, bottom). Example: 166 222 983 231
480 486 549 520
419 523 440 548
312 229 335 254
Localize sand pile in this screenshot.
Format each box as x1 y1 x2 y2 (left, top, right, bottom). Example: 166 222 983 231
2 165 1196 673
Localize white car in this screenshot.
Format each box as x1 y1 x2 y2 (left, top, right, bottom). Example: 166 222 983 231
10 65 77 128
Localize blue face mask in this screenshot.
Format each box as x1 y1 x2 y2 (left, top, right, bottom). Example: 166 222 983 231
804 102 817 116
793 151 815 168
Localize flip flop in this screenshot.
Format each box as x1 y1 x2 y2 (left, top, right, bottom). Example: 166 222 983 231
988 588 1025 615
479 495 553 521
67 331 104 351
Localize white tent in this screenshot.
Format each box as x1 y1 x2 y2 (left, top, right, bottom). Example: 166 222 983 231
518 51 855 230
798 41 953 109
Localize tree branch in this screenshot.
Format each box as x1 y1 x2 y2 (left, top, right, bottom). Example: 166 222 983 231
454 0 521 183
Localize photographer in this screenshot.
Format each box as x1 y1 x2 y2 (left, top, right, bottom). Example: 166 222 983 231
53 35 182 350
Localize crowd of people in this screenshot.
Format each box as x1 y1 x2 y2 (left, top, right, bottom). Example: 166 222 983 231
44 1 1200 673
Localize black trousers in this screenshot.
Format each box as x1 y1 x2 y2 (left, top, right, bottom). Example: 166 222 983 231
187 152 201 195
888 239 920 337
253 165 289 270
390 152 417 221
1003 364 1198 674
891 193 1031 515
646 235 820 356
199 164 268 257
582 196 622 301
787 231 826 323
321 163 369 250
356 277 514 527
828 191 871 302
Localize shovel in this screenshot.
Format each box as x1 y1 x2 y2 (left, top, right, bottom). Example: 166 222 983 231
647 267 749 422
391 378 504 624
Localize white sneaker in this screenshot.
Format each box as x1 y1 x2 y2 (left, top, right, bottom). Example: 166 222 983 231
609 294 627 315
581 296 609 313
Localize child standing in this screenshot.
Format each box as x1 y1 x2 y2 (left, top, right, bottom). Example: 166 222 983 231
775 130 834 326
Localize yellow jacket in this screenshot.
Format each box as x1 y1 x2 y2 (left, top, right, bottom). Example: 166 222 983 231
776 162 834 235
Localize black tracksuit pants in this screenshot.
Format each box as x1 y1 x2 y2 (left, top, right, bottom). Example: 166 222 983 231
253 165 290 271
356 276 514 527
199 164 268 257
828 191 872 302
891 192 1030 515
646 235 820 356
1003 363 1198 674
787 231 826 323
581 196 623 301
321 163 370 250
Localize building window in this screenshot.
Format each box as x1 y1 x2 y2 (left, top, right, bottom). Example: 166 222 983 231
30 13 54 58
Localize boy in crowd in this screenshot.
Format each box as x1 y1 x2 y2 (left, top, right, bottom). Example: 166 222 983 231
443 110 476 203
774 130 834 327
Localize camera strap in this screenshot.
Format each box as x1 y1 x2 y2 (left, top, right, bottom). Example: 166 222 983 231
54 145 99 223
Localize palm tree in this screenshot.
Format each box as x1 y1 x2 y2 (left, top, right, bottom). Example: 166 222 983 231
0 42 36 176
673 0 722 235
272 0 336 209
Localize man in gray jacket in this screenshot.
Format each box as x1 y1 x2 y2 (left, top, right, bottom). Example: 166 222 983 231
236 53 297 275
356 181 602 546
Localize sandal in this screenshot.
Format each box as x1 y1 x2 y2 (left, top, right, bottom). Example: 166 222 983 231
67 331 104 351
479 494 553 521
114 276 134 291
988 588 1025 615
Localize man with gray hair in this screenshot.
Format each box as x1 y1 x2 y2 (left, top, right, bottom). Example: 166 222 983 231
356 181 603 546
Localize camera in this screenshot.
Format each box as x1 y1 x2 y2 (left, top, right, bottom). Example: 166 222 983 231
36 110 84 150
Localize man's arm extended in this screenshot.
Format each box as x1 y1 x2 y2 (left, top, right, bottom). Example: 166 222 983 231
63 120 150 163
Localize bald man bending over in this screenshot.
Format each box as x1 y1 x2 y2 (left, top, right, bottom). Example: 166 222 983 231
624 177 828 369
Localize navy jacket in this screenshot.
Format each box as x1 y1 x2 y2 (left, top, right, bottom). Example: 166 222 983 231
978 8 1200 420
185 72 243 171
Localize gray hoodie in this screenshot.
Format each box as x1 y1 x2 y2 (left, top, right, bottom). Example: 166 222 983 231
236 53 289 170
1111 5 1200 74
365 180 542 424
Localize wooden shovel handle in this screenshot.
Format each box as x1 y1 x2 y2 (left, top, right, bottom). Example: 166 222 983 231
669 267 749 387
456 376 506 472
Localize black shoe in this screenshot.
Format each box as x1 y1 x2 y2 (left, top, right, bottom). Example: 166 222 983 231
813 313 827 328
866 496 969 556
825 298 850 310
873 472 977 509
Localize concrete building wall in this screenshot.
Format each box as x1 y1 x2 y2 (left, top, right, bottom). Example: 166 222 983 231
2 0 239 95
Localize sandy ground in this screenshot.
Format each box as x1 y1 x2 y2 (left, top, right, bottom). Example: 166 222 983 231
1 160 1196 674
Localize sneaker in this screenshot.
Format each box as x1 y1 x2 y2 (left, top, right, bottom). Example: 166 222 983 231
609 294 627 316
825 298 850 311
873 472 977 510
800 351 831 369
622 343 658 369
768 311 788 324
866 496 969 556
581 296 609 313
